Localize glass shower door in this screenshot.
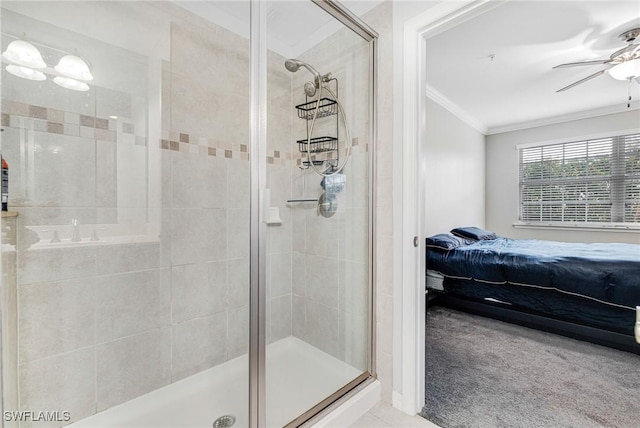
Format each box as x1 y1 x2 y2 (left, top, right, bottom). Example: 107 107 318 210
0 2 252 427
264 1 375 425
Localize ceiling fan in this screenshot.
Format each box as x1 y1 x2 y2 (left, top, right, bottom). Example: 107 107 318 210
553 27 640 92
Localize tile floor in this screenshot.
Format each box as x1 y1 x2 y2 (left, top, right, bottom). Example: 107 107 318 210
350 403 440 428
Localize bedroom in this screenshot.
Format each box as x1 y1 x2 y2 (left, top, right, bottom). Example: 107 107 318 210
419 0 640 426
423 0 640 243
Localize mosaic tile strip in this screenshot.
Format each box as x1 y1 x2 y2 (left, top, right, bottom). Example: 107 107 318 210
2 101 367 163
3 101 138 136
159 138 250 160
158 129 366 162
5 114 146 146
158 128 292 161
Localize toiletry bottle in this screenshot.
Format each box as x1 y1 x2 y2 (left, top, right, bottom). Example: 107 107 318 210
1 156 8 211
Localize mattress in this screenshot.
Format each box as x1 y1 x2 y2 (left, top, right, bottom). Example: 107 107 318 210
426 270 444 291
426 236 640 335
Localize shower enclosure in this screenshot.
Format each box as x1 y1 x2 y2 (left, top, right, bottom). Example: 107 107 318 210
0 1 376 427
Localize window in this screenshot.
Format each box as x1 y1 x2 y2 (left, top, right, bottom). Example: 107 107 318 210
518 133 640 225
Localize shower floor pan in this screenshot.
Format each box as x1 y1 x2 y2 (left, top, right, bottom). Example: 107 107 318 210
69 337 361 428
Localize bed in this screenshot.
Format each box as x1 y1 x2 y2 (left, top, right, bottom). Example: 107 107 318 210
426 227 640 354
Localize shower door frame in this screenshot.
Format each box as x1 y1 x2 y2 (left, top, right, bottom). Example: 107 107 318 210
248 0 378 427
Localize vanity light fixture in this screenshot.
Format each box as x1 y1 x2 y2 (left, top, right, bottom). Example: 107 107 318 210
3 37 93 91
2 39 46 69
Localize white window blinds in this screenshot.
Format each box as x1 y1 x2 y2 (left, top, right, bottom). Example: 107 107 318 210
519 133 640 224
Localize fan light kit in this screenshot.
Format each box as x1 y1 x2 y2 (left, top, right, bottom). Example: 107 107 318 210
553 27 640 92
2 38 93 91
609 58 640 81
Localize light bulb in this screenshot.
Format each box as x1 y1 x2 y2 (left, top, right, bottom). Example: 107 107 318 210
53 76 90 91
55 55 93 81
2 40 46 69
5 64 46 81
609 59 640 81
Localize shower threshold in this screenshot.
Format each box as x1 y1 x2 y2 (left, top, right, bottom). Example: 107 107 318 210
68 337 361 428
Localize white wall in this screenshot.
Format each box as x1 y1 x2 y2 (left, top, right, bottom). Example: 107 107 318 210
425 97 486 236
486 110 640 244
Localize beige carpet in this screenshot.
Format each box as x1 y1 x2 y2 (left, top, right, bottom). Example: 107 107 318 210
421 306 640 428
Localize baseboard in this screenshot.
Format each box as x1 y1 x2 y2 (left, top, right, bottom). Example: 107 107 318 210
392 391 403 410
310 380 381 427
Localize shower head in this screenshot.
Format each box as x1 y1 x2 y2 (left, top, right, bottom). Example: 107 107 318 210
284 59 323 97
284 59 322 84
284 59 302 73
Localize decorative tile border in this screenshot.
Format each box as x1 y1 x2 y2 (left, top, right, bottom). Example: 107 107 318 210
2 101 367 163
159 130 367 164
2 101 143 146
158 135 253 160
158 129 300 162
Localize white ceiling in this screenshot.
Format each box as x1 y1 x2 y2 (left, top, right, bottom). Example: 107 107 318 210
425 0 640 134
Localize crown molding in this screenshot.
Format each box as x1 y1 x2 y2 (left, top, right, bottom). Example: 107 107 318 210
487 102 640 135
424 81 639 137
425 83 488 135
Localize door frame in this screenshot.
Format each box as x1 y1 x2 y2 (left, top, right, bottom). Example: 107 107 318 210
397 0 507 415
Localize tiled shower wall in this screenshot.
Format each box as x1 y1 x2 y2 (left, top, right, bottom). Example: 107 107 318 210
266 49 296 345
290 27 371 370
0 4 293 425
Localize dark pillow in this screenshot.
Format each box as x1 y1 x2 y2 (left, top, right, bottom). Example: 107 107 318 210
451 226 497 241
426 233 474 251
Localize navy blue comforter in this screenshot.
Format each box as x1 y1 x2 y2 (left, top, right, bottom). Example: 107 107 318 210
427 238 640 309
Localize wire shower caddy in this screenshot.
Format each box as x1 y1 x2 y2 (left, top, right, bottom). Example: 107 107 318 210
295 76 340 168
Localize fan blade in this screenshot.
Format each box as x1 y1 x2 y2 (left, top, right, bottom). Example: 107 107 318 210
552 60 610 69
556 69 607 92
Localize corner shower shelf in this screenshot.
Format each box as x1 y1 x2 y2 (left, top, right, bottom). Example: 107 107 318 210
295 97 337 120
